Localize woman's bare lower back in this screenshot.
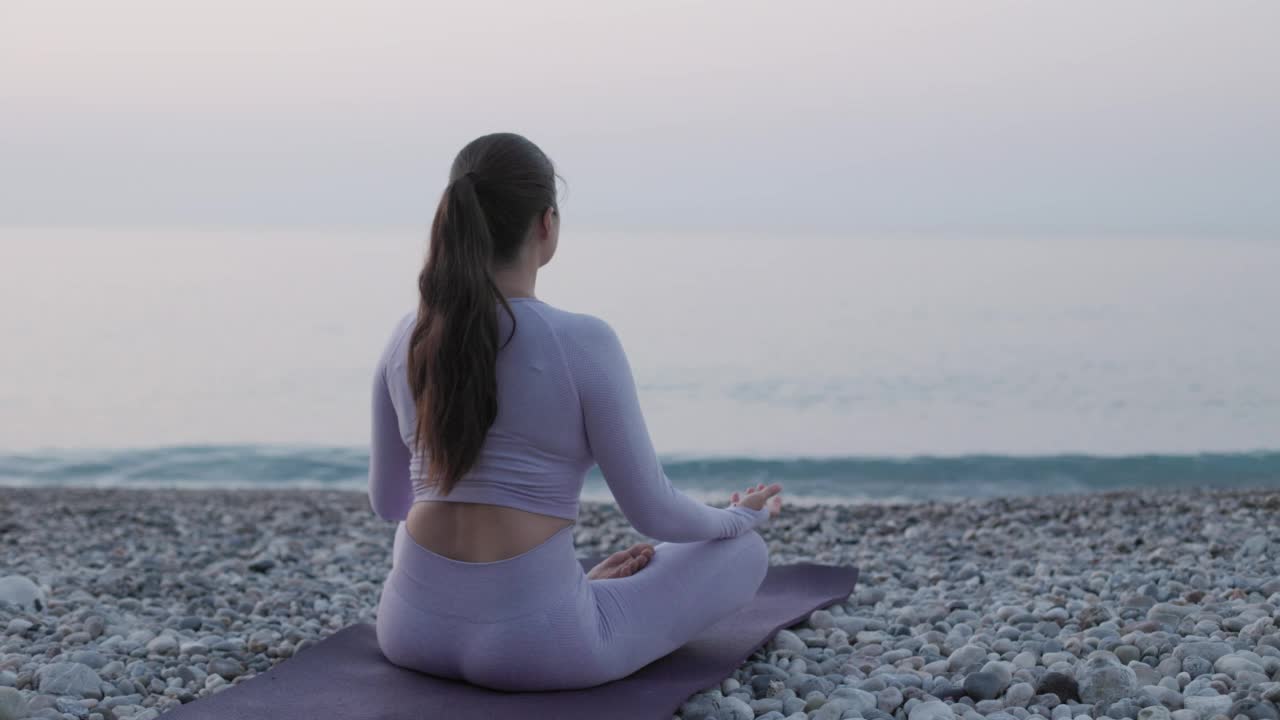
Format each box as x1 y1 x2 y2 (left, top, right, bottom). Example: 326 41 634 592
406 500 574 563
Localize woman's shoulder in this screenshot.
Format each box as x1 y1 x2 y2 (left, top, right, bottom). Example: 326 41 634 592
388 309 417 343
528 301 620 349
375 310 418 368
380 301 621 356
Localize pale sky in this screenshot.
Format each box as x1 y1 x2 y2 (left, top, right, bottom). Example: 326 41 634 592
2 1 1277 236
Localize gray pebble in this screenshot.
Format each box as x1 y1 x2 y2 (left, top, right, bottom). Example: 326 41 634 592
0 576 45 613
1116 645 1141 664
0 687 30 720
34 664 102 700
144 635 177 656
878 687 904 712
1078 652 1137 705
205 659 244 681
1138 707 1172 720
53 697 88 720
1005 682 1036 707
64 653 106 671
714 695 752 720
770 630 806 654
1183 694 1232 720
964 672 1006 701
949 645 990 672
1226 700 1280 720
1038 673 1080 703
909 699 956 720
1213 655 1264 677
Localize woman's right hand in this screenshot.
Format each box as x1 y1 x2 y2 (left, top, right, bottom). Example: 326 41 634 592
729 482 783 518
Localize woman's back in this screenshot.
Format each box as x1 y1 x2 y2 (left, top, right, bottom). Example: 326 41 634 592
368 296 771 559
380 296 596 521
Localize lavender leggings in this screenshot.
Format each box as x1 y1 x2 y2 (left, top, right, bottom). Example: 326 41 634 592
375 522 770 691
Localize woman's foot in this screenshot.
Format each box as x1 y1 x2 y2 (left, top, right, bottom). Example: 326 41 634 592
587 542 655 580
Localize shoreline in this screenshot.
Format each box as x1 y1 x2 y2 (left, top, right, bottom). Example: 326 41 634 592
1 487 1277 720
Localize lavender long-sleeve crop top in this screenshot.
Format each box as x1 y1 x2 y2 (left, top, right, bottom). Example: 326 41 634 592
367 297 771 542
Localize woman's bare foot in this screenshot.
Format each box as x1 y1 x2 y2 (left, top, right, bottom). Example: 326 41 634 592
587 542 655 580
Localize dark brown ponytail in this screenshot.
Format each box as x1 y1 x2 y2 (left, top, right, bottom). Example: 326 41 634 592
408 133 559 495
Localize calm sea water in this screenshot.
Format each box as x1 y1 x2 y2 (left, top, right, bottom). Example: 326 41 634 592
2 227 1278 501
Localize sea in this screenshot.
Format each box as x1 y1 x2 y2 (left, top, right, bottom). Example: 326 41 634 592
2 226 1278 505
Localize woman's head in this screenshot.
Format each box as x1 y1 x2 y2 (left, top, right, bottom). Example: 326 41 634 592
444 132 561 270
407 133 559 495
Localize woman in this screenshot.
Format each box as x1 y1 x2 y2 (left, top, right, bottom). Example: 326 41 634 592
367 132 784 691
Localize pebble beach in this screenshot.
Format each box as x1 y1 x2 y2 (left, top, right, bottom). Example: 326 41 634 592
0 487 1278 720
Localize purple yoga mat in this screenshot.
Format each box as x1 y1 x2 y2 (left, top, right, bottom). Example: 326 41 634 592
165 557 858 720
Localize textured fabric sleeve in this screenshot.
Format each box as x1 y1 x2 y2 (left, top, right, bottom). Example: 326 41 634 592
368 336 414 522
563 315 771 542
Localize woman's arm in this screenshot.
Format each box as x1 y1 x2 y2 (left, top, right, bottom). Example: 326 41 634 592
368 341 414 522
564 315 770 542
